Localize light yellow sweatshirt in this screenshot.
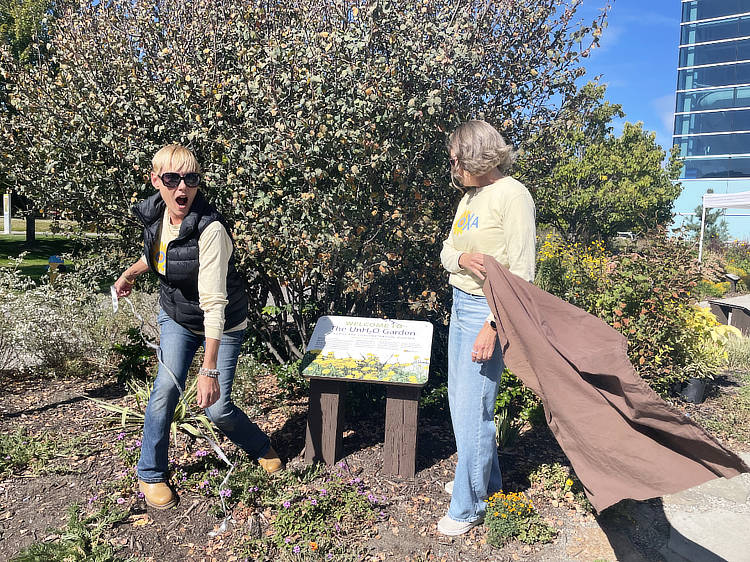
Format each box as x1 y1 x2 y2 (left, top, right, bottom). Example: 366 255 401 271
141 208 247 340
440 176 536 313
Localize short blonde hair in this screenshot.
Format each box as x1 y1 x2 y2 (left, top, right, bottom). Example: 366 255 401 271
447 120 516 176
151 144 201 175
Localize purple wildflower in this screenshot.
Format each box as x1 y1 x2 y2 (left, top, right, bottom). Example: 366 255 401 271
134 440 142 447
283 501 291 508
194 450 208 457
320 488 327 495
219 488 232 498
137 492 145 499
116 432 125 440
116 497 126 505
310 499 318 505
293 545 300 554
284 537 292 544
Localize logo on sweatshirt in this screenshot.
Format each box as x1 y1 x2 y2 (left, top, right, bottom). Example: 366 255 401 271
453 210 480 236
153 242 167 275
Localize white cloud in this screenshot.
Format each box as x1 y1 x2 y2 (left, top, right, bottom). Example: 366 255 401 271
653 94 676 132
620 12 679 27
652 93 676 149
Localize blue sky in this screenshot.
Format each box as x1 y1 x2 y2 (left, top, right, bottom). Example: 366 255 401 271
576 1 680 151
574 2 750 239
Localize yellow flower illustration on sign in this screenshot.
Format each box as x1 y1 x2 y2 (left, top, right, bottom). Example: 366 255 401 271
301 350 427 385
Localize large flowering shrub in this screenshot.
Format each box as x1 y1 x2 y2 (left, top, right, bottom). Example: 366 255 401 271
1 0 608 361
537 232 726 394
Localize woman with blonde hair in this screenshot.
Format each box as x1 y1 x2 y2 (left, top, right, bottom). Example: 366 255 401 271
114 144 282 509
438 120 536 535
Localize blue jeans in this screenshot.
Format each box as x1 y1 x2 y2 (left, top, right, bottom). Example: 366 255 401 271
447 287 504 522
137 310 270 483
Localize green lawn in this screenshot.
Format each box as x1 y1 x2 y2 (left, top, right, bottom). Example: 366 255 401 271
0 235 76 281
9 218 77 233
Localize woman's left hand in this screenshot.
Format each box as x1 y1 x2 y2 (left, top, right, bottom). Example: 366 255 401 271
471 322 497 362
197 376 220 409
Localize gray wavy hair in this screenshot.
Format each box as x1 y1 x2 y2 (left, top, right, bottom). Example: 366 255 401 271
447 120 516 181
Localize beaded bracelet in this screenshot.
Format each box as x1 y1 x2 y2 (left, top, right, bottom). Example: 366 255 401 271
199 367 220 379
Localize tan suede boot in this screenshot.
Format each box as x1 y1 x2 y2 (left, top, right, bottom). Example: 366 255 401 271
258 446 284 475
138 480 177 509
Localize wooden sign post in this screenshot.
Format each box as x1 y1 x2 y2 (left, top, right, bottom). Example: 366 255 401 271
301 316 433 478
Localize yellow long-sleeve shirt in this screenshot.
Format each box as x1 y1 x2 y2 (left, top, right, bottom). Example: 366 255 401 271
440 176 536 314
142 208 247 340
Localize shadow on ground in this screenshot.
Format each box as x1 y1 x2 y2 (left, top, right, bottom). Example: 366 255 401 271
0 378 126 421
599 498 727 562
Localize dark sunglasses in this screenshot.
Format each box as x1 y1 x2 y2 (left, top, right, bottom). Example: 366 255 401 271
159 172 201 188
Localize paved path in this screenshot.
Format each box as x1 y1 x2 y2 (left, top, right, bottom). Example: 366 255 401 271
565 452 750 562
660 451 750 562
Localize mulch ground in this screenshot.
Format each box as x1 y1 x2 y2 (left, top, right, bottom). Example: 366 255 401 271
0 368 747 562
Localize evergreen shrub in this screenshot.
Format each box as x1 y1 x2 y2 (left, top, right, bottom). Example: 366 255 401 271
1 0 607 361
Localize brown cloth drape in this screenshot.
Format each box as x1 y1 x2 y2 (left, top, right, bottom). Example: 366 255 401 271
482 256 749 513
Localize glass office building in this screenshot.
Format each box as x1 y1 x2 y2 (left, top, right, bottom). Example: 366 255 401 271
673 0 750 238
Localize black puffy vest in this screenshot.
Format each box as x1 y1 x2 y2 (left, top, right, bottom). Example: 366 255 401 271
132 191 248 332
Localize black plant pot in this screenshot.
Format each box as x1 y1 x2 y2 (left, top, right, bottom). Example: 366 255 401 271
680 377 707 404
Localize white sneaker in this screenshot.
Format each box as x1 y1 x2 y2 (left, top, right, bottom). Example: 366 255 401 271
444 480 454 495
437 514 483 536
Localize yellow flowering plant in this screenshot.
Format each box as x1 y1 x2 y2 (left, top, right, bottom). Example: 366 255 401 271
681 306 740 381
724 241 750 284
537 230 729 395
536 232 608 312
485 491 556 546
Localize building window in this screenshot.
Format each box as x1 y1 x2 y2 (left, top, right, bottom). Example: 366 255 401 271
679 38 750 67
682 157 750 179
675 109 750 135
677 85 750 112
677 132 750 157
681 15 750 45
682 0 750 24
678 62 750 90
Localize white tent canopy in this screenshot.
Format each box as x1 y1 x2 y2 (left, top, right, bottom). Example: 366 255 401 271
698 190 750 262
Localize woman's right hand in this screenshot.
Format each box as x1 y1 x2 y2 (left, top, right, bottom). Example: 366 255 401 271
114 273 135 298
458 253 486 280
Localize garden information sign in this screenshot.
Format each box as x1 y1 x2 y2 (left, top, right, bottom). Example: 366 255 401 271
301 315 433 386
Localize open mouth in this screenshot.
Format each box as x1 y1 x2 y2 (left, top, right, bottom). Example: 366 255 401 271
175 195 189 207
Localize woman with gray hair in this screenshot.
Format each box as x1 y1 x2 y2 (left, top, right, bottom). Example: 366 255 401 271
438 120 536 535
